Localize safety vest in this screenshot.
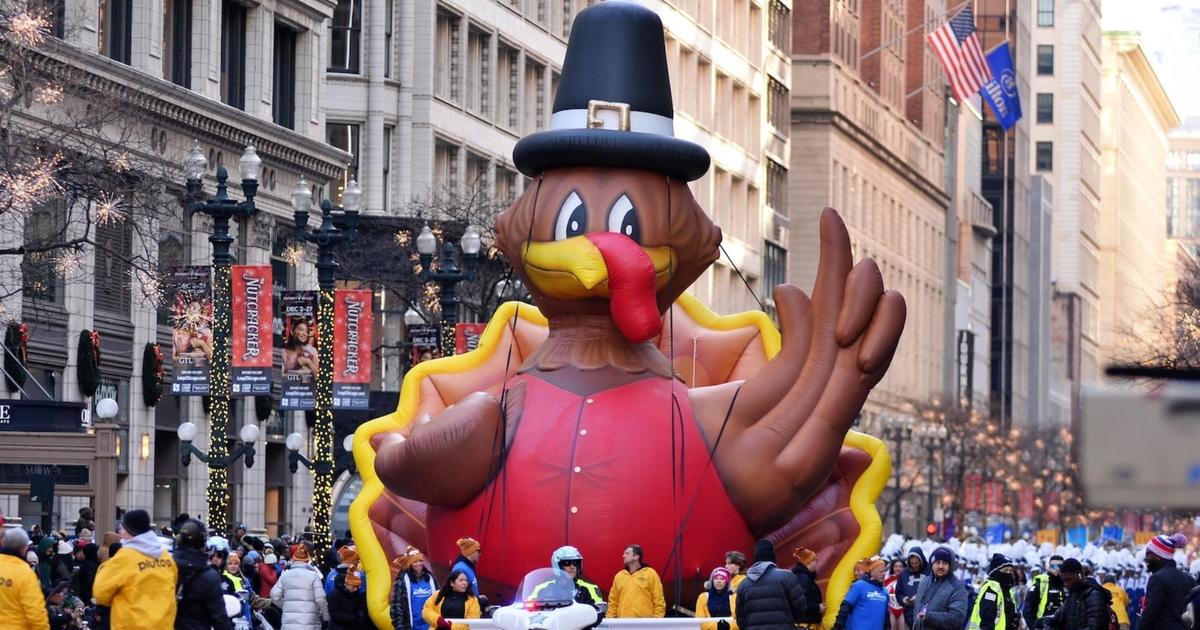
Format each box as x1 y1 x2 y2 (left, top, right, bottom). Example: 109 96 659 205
968 580 1011 630
1032 572 1064 618
532 577 603 606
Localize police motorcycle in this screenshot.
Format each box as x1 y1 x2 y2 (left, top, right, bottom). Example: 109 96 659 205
492 568 607 630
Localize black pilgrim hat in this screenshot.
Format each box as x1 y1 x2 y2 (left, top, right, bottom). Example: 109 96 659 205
512 1 710 182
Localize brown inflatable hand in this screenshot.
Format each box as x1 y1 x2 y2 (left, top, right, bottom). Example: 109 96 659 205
693 208 905 535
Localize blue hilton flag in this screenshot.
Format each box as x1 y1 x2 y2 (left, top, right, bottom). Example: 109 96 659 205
980 42 1022 130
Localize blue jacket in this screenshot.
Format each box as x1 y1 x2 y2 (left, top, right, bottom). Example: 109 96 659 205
324 564 366 596
834 577 889 630
898 549 931 625
451 556 479 597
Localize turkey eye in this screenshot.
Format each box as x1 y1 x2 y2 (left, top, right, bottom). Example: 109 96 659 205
607 194 640 243
554 191 587 240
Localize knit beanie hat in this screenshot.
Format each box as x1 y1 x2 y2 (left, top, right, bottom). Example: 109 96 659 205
291 543 311 562
337 544 359 565
393 546 425 572
1147 533 1188 560
710 567 731 583
457 537 480 557
988 553 1013 574
752 538 776 564
930 546 955 566
121 509 152 536
345 567 362 589
1060 558 1083 574
863 556 886 574
793 547 817 567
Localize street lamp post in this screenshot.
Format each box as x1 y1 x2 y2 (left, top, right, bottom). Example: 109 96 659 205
415 224 482 356
177 421 261 469
290 176 361 557
183 140 260 533
882 414 914 535
285 432 356 476
917 422 948 534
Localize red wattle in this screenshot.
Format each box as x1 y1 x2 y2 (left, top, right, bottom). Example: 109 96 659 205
585 232 662 342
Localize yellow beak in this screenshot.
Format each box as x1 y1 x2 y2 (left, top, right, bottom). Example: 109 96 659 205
521 237 676 299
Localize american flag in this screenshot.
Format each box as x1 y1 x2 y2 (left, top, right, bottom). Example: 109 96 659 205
927 5 993 102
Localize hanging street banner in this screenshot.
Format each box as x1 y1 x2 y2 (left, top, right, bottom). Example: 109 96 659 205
408 324 440 365
980 42 1023 131
280 291 318 410
333 289 373 410
231 266 273 396
455 323 487 355
169 266 212 395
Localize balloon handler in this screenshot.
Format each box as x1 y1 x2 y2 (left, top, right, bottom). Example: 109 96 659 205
349 3 906 629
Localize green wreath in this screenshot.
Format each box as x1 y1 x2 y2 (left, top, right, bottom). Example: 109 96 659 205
77 329 100 398
142 343 164 407
4 323 28 391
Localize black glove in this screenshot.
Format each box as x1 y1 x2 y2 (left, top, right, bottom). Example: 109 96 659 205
717 620 730 630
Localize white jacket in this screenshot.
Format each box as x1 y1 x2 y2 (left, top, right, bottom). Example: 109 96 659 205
270 562 329 630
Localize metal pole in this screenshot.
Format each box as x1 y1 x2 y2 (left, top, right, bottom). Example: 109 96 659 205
207 204 234 533
894 437 904 535
927 445 936 528
313 244 336 558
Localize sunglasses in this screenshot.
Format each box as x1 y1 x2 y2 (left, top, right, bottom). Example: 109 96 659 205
559 560 581 567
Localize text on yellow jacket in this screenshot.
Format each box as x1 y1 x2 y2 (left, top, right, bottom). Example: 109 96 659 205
92 539 178 630
696 589 739 630
0 551 50 630
422 589 482 630
1103 582 1131 625
608 565 666 618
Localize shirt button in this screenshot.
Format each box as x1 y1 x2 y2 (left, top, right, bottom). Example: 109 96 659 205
573 466 582 473
579 429 587 436
570 506 579 514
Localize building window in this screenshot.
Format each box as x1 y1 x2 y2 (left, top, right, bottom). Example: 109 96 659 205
1189 179 1200 238
326 123 361 206
94 217 133 316
273 23 297 129
466 27 491 117
496 166 518 204
163 0 192 86
524 58 546 133
1036 142 1053 171
383 126 393 212
561 0 574 37
220 0 247 109
466 152 489 192
21 199 67 304
1036 93 1053 123
763 241 787 293
766 160 787 212
435 140 459 191
768 0 790 52
384 0 394 77
99 0 133 63
767 77 788 132
435 8 461 101
1037 45 1053 75
329 0 361 73
1038 0 1054 26
497 44 519 129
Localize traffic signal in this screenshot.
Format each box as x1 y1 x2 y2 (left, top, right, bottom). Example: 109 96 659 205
926 523 938 536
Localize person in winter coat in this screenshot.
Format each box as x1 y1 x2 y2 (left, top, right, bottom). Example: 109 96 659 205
72 543 99 607
75 507 95 537
609 544 666 618
421 569 482 630
0 528 50 630
51 539 75 585
695 567 737 630
735 539 808 630
92 509 178 630
96 531 120 564
1139 533 1196 630
450 538 482 598
833 557 888 630
1026 556 1067 630
270 543 330 630
326 544 365 595
47 582 81 630
328 567 369 629
968 554 1020 630
173 518 234 630
912 546 969 630
1101 575 1130 630
885 558 906 630
220 551 271 625
725 551 748 592
897 548 931 628
391 546 438 630
1042 559 1111 630
790 547 824 627
257 544 281 598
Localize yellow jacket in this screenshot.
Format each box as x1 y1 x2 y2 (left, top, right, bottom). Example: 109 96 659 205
0 552 49 630
1104 582 1131 625
696 590 738 630
731 573 746 592
422 590 482 630
608 566 666 618
92 544 178 629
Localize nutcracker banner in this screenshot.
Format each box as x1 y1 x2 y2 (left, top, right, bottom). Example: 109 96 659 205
964 474 983 512
1035 529 1059 545
455 323 487 354
1018 486 1036 519
333 290 373 410
169 266 212 395
408 324 440 365
231 266 273 396
280 291 318 410
985 481 1005 515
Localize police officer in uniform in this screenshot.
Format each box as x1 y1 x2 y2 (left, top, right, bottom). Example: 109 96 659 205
969 554 1019 630
1024 555 1066 629
534 546 605 609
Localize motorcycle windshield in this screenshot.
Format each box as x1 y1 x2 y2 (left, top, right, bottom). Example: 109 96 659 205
515 568 576 608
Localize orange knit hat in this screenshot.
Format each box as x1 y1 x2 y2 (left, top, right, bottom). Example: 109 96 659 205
793 547 817 567
457 537 480 557
393 546 425 572
337 545 358 565
291 543 311 562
